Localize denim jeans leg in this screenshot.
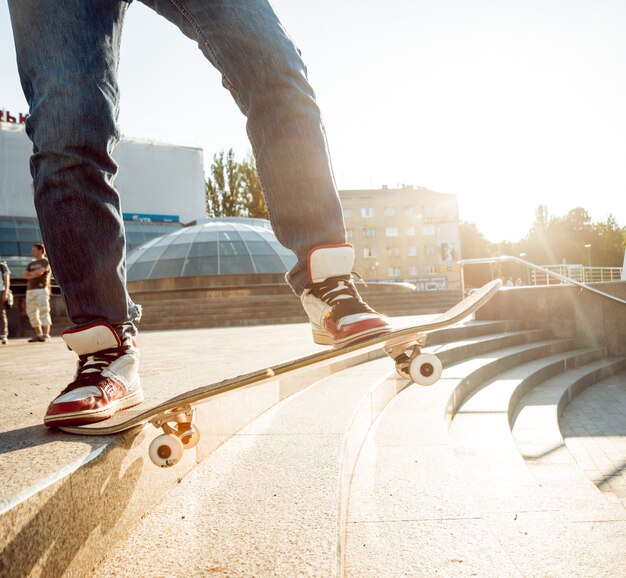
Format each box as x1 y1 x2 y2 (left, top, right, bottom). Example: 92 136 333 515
8 0 141 329
139 0 347 294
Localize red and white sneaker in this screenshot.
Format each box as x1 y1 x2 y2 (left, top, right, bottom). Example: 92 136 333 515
44 323 143 427
300 245 393 348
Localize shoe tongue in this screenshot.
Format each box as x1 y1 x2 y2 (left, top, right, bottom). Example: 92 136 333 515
62 323 121 356
308 245 354 283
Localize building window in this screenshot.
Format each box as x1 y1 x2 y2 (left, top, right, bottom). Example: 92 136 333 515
423 225 435 236
385 227 398 237
384 207 396 217
409 266 418 276
364 247 377 258
408 246 417 257
387 246 400 257
343 208 352 219
388 267 401 278
427 265 436 275
405 206 415 215
425 245 436 257
346 228 353 239
406 227 415 236
361 207 375 218
362 227 376 237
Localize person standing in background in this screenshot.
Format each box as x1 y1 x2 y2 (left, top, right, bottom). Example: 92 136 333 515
23 243 52 343
0 258 10 344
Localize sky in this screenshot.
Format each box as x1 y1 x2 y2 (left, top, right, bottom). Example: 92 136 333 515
1 0 625 243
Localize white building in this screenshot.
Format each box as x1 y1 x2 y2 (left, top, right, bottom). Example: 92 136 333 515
1 120 205 223
0 119 206 258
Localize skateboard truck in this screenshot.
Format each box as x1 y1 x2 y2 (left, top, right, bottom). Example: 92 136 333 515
148 405 201 467
385 334 443 386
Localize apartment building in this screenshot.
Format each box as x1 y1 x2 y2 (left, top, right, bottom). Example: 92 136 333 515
339 185 461 290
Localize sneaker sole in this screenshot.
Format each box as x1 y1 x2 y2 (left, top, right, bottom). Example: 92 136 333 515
312 325 394 349
44 388 144 427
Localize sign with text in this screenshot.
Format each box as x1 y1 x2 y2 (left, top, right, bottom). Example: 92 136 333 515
123 213 180 223
0 109 28 124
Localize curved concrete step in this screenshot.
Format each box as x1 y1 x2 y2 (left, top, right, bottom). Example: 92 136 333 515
346 347 626 577
344 340 596 575
449 354 626 577
512 363 626 507
431 328 553 366
562 372 626 508
346 385 520 577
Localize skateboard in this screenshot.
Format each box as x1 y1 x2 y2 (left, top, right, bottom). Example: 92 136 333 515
59 279 501 467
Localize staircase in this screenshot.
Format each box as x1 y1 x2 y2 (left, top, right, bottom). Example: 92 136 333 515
130 279 462 330
1 285 625 577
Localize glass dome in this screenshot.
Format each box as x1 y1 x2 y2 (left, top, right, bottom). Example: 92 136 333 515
126 218 297 280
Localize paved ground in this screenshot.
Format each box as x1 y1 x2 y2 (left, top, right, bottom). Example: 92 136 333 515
561 371 626 507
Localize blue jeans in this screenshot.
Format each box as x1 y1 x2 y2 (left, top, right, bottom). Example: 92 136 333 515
8 0 346 328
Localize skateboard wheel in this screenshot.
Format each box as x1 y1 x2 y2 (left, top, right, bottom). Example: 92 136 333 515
149 434 184 467
408 353 442 386
180 424 201 450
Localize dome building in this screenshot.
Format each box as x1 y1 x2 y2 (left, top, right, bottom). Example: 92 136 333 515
126 218 297 281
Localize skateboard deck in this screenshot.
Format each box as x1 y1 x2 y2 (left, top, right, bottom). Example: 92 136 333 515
60 278 501 466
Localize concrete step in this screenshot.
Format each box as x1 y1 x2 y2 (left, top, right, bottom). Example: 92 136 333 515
138 298 438 314
135 303 504 332
137 297 463 319
512 361 626 507
139 315 310 330
346 348 626 577
130 285 463 331
560 371 626 508
449 358 626 577
22 282 461 337
131 284 460 303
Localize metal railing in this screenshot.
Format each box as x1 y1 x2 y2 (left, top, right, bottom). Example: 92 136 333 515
532 264 623 285
457 255 626 306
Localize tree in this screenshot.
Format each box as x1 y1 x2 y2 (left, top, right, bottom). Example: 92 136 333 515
205 149 243 217
590 214 625 267
240 154 269 219
459 207 624 287
205 149 269 219
523 207 624 268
